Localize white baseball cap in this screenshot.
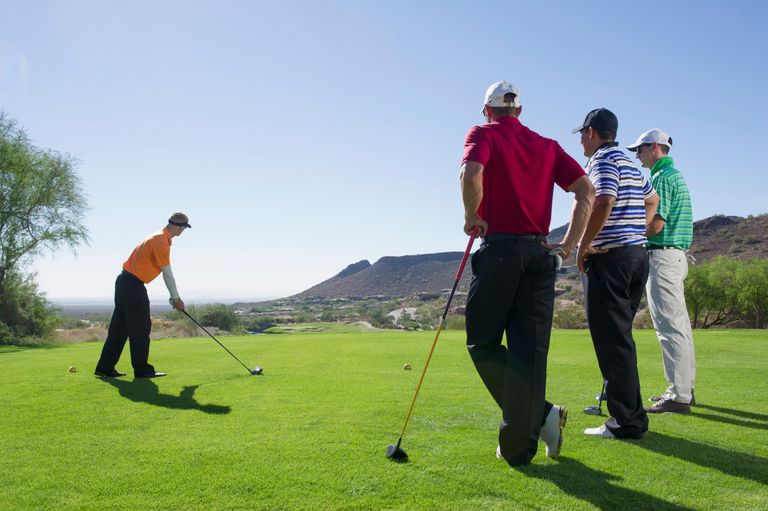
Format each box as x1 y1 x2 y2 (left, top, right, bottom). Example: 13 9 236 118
627 128 673 152
483 80 521 112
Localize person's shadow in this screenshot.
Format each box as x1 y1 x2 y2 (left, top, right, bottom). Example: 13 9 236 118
104 378 231 415
635 431 768 485
520 457 694 510
692 403 768 431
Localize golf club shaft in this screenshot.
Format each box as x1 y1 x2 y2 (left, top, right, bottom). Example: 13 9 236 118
182 310 253 374
397 230 477 440
598 379 606 409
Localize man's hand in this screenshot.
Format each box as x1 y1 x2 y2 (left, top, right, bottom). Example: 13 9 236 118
464 214 488 237
576 244 607 273
542 242 575 260
169 297 186 312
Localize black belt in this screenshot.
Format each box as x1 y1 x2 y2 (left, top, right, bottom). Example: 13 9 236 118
484 233 547 243
648 245 681 250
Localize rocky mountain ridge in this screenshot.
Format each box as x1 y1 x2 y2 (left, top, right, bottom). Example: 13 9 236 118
249 214 768 302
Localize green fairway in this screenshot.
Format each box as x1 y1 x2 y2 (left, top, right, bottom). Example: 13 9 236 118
1 330 766 510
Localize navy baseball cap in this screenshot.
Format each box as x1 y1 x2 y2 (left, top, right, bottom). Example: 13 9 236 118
572 108 618 134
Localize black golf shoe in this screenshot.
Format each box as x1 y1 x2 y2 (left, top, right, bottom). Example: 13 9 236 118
94 369 126 378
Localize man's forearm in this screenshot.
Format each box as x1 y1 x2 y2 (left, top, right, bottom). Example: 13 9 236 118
460 164 483 218
580 200 613 247
562 191 594 250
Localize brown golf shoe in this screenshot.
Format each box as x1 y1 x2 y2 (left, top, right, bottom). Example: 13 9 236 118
645 398 691 414
649 389 696 406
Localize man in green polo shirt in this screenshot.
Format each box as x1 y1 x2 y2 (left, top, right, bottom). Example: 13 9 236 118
628 129 696 414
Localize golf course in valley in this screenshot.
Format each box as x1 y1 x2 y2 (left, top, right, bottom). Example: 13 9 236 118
1 328 766 510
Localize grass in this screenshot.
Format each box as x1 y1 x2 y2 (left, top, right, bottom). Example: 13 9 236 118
0 329 766 510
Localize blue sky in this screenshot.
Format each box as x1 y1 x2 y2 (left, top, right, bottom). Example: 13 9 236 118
2 1 766 302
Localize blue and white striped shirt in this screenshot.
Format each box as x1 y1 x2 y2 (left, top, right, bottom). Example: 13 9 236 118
586 143 656 247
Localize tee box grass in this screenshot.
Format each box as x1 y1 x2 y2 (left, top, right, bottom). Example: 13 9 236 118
0 329 766 510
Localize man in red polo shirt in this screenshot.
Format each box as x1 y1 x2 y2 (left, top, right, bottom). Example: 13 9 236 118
461 81 594 466
94 213 190 379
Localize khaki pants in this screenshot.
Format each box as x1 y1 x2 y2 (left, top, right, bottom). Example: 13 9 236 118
646 248 696 403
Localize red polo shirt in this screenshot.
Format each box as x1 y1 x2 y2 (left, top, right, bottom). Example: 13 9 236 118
462 116 585 236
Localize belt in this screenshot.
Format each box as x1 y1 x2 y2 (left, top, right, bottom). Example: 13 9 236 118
648 245 682 250
120 269 144 284
484 233 547 243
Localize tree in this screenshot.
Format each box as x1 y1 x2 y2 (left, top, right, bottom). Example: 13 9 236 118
199 303 241 332
685 257 741 328
734 259 768 328
0 112 88 342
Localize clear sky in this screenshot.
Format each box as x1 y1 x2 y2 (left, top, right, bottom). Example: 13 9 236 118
2 1 767 303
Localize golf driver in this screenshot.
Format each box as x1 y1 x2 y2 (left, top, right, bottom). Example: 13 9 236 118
386 229 478 462
183 310 263 376
584 379 606 415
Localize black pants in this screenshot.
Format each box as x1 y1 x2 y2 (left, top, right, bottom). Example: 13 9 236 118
465 238 557 466
95 271 155 377
586 246 649 438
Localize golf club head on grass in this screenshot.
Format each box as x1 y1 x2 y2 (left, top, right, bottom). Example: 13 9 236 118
250 367 264 376
583 405 603 415
386 443 408 462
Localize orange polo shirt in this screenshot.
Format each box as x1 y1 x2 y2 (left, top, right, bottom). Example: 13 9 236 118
122 228 173 284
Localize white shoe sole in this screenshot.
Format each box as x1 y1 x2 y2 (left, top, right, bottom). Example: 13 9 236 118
547 405 567 458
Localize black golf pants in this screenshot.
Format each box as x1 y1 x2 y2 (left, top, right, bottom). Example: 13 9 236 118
586 246 649 439
96 271 155 377
465 238 557 466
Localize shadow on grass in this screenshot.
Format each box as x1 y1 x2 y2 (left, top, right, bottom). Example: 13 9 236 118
694 403 768 429
0 343 68 353
104 378 231 415
636 432 768 485
520 457 693 510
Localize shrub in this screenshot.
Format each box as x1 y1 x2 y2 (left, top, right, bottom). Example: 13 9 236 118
553 303 587 329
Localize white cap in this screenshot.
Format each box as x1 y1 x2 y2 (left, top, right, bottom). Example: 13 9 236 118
627 128 673 152
483 80 521 111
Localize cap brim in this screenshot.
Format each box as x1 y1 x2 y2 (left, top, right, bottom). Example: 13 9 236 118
571 125 585 134
626 144 640 152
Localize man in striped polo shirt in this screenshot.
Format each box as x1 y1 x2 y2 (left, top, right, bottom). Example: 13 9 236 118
573 108 659 439
628 129 696 414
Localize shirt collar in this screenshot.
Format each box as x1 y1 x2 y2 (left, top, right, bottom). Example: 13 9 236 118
651 156 675 176
586 141 620 167
163 227 173 246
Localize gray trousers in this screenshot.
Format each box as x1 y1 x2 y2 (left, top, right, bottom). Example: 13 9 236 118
646 248 696 403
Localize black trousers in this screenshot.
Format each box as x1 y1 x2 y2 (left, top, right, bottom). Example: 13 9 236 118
465 238 557 466
586 246 649 438
95 271 155 377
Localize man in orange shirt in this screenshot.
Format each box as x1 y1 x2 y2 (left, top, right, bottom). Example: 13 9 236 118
94 213 190 378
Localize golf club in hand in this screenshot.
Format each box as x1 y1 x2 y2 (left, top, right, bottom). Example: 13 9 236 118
386 229 478 462
183 310 263 376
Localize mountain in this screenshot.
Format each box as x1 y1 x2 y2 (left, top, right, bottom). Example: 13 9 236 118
294 252 472 299
269 214 768 302
547 214 768 264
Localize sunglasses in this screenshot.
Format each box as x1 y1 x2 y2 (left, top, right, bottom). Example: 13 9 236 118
635 143 650 153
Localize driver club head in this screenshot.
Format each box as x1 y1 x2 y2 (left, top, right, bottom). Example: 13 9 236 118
386 444 408 462
583 405 602 415
250 367 264 376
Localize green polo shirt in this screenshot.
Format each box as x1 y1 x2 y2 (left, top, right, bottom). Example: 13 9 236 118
648 156 693 249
